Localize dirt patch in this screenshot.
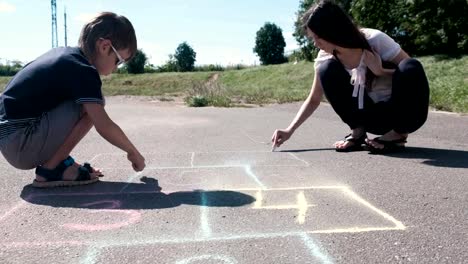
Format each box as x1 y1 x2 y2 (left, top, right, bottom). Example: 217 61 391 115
106 95 186 107
206 73 219 85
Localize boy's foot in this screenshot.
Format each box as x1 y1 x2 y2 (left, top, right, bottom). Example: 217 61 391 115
33 157 103 188
35 162 102 182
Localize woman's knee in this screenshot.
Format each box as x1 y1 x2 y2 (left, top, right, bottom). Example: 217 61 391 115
397 58 424 74
317 59 344 80
317 59 350 95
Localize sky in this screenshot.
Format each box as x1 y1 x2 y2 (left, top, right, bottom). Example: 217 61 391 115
0 0 301 66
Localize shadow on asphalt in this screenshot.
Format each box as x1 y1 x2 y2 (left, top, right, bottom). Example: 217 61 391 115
282 147 467 169
280 148 335 153
20 177 256 210
384 147 468 168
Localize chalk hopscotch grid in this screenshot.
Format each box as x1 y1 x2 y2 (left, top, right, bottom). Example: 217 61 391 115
0 151 405 264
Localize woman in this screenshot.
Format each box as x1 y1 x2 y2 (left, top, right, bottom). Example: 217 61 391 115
271 0 429 154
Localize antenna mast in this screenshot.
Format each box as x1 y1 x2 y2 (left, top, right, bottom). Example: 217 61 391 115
51 0 58 48
64 6 68 47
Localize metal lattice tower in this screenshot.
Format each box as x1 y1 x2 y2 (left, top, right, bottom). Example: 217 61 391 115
51 0 58 48
64 6 68 47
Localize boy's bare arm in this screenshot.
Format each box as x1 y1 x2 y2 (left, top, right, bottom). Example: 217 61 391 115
83 103 145 171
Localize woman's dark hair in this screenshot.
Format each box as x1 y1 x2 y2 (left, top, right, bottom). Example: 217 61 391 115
303 0 393 86
302 0 371 52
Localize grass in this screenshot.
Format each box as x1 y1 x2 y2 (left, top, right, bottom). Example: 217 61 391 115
418 56 468 113
1 56 467 113
100 71 213 97
219 61 313 105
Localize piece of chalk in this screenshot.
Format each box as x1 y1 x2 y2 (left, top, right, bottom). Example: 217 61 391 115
271 145 277 152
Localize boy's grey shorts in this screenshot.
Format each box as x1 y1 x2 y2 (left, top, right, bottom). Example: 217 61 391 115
0 101 81 170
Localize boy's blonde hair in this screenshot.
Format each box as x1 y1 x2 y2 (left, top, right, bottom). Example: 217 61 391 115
79 12 137 61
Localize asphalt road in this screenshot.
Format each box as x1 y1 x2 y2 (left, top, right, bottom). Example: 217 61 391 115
1 97 467 264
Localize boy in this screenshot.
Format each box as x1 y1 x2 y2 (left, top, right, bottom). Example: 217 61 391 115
0 12 145 188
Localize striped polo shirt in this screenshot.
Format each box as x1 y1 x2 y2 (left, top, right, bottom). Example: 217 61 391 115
0 47 103 140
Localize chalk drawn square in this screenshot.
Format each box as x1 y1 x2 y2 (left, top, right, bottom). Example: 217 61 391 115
194 151 308 167
1 192 208 244
141 167 262 192
95 235 325 264
90 152 194 169
249 166 340 187
2 183 258 244
207 187 405 235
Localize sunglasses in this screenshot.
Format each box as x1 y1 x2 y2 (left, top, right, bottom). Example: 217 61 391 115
110 43 126 66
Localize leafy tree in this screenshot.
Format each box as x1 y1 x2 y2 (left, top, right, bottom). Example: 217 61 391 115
174 42 196 72
293 0 352 61
254 22 287 65
347 0 468 56
293 0 315 61
350 0 408 36
407 0 468 56
126 49 148 74
294 0 468 58
0 60 23 76
157 54 178 73
350 0 414 53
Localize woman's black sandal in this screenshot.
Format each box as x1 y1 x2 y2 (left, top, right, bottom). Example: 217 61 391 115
367 137 407 154
335 133 367 152
33 156 100 188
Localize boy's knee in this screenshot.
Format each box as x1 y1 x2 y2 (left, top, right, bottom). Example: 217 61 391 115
80 111 93 125
2 152 38 170
13 161 37 170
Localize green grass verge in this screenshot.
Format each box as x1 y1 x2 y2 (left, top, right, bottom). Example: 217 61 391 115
418 56 468 113
1 56 466 112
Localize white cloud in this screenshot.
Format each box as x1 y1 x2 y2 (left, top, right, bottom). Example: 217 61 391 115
0 1 15 13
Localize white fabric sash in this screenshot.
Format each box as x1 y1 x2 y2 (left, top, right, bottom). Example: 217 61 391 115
350 54 366 109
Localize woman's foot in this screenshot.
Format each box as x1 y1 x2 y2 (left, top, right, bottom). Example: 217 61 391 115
366 130 408 151
334 128 367 152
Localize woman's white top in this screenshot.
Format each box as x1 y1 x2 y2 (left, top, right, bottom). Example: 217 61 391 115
314 28 401 109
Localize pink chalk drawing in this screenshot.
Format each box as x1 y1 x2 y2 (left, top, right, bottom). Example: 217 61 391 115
61 200 142 231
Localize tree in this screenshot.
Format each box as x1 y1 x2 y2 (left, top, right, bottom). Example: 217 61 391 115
406 0 468 56
157 54 178 73
254 22 287 65
347 0 468 56
174 42 196 72
351 0 408 36
126 49 148 74
350 0 419 55
293 0 352 61
0 60 23 76
293 0 316 61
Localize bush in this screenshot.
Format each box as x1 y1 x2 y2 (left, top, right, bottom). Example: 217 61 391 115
184 80 231 107
185 95 209 107
175 42 197 72
254 22 287 65
126 49 148 74
194 64 225 72
0 62 23 76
